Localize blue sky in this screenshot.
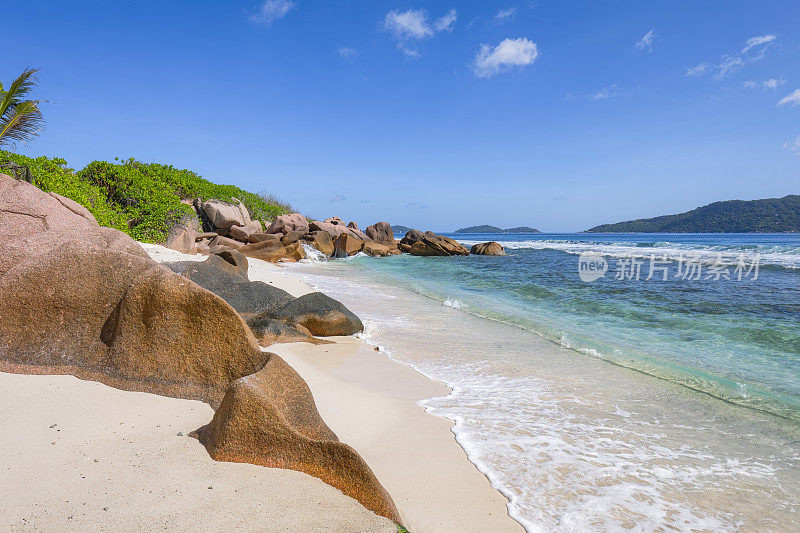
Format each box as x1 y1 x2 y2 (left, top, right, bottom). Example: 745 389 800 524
5 0 800 231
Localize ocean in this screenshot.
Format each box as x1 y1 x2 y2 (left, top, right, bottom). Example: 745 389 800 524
284 233 800 531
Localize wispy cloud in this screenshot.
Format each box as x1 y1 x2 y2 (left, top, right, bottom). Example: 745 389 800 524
685 63 710 77
435 8 458 32
744 78 786 90
473 37 539 78
329 195 346 202
634 29 655 52
742 34 776 53
405 201 429 210
591 84 621 100
495 8 517 24
248 0 294 26
715 55 744 79
777 88 800 107
686 34 777 80
383 8 457 57
783 136 800 154
338 46 358 61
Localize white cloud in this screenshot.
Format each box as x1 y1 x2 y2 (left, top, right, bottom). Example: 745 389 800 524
764 78 785 90
591 84 621 100
783 136 800 154
435 9 458 32
329 195 346 202
714 55 744 79
741 34 776 53
338 46 358 61
249 0 294 26
473 37 539 78
777 88 800 107
384 9 434 40
383 8 457 57
744 78 786 90
687 34 778 80
685 63 710 77
635 29 655 52
495 8 517 24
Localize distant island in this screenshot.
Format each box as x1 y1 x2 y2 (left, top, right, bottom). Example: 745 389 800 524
392 225 413 234
586 195 800 233
454 225 541 234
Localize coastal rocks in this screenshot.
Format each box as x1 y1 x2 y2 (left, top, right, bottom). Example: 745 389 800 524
265 213 309 235
280 230 303 246
408 231 469 257
181 252 295 315
365 222 396 246
208 235 243 254
324 216 344 226
363 241 398 257
238 240 305 263
398 229 423 253
195 357 401 524
333 233 364 258
247 232 281 244
267 292 364 336
470 241 506 256
228 220 263 243
0 176 401 523
166 225 197 254
347 221 359 231
202 199 251 229
245 315 326 346
309 220 350 238
302 231 335 257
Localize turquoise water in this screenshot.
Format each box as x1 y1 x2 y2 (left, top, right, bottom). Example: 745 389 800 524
285 233 800 531
360 233 800 422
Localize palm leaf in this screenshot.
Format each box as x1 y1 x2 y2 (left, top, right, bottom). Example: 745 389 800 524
0 68 45 149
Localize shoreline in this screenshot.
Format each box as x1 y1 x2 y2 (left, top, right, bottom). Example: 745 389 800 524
146 244 524 530
1 243 522 531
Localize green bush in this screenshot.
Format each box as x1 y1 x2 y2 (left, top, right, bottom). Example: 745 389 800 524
0 150 294 243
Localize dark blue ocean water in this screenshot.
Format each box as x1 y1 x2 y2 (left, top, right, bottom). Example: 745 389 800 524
357 233 800 421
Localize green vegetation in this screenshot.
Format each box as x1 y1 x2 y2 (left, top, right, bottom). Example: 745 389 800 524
0 150 293 242
454 224 541 234
586 195 800 233
0 68 45 149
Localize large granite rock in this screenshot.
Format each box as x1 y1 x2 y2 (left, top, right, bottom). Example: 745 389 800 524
470 241 506 256
333 233 364 258
409 231 469 257
302 231 335 257
202 199 250 229
182 252 295 315
266 213 309 235
267 292 363 336
238 240 305 263
363 241 399 257
166 225 197 254
196 357 401 523
398 229 423 253
229 220 263 243
365 222 396 246
0 174 400 523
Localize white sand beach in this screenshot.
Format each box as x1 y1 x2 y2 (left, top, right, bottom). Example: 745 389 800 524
1 244 521 532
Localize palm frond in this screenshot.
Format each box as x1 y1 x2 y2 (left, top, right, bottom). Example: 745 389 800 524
0 68 45 149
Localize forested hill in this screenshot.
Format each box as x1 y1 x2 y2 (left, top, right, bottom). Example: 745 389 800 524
454 225 541 234
586 195 800 233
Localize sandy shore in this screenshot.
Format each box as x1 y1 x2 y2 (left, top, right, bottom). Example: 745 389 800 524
0 372 394 532
2 244 522 532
